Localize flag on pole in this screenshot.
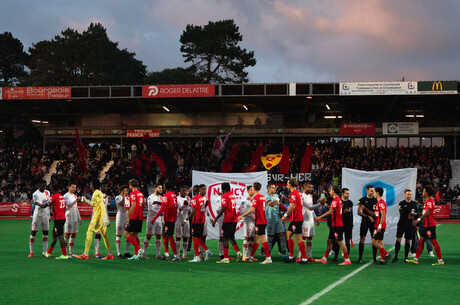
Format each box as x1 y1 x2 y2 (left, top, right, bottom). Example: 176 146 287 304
212 127 235 159
75 128 88 172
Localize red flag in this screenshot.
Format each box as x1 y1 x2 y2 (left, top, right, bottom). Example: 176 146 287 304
75 128 89 172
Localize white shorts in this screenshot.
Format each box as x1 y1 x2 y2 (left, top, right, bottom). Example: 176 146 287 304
147 215 163 236
243 221 255 238
176 220 190 238
116 212 128 236
31 214 50 232
64 220 79 234
302 220 315 238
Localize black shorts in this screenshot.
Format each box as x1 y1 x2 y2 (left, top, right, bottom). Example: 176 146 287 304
53 219 65 236
360 220 374 238
222 222 237 239
192 223 205 238
372 228 385 241
287 221 303 234
125 219 143 233
420 226 437 240
328 227 344 241
343 225 353 240
255 224 267 236
396 223 415 239
163 221 175 237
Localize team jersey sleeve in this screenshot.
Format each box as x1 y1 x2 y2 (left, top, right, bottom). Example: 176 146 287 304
191 198 197 209
65 194 77 207
115 195 123 205
251 198 257 209
221 196 227 208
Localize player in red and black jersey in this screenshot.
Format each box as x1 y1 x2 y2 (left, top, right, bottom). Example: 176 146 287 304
212 182 243 263
407 185 444 265
46 185 69 259
238 182 271 264
124 179 145 260
315 185 351 265
281 178 308 264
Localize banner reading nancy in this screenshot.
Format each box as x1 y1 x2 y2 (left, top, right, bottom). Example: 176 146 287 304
342 168 417 245
192 170 268 240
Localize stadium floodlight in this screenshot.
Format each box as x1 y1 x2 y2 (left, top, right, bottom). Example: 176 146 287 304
163 106 170 112
406 115 415 118
243 104 248 111
42 121 49 124
306 96 313 99
324 116 336 119
326 104 331 110
337 116 342 119
32 120 41 123
416 115 424 118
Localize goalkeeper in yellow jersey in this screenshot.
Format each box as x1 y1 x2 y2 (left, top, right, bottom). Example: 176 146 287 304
76 179 114 260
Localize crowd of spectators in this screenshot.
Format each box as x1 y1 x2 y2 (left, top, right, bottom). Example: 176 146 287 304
1 139 458 206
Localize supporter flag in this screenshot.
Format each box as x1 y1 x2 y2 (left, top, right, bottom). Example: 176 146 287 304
212 127 235 159
131 152 153 177
142 137 178 178
261 154 283 170
75 128 88 172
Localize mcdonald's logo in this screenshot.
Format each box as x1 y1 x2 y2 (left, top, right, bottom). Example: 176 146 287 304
432 81 442 91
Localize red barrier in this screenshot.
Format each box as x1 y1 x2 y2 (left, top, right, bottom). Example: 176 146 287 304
0 202 32 216
433 204 450 219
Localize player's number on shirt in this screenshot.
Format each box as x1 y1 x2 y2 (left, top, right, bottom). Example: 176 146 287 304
60 199 65 209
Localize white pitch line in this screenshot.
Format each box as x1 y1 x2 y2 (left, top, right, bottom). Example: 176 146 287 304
300 246 395 305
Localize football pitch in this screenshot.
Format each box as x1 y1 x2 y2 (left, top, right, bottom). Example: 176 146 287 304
1 220 458 305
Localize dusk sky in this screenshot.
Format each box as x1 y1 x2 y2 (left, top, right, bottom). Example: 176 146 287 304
1 0 459 83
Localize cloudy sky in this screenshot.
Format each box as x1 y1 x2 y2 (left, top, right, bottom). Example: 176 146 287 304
1 0 459 83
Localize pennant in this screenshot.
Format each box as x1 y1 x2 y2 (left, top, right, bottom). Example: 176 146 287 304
75 128 89 172
261 154 283 170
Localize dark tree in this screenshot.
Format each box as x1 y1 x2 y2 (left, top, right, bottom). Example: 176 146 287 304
144 66 203 85
0 32 28 86
180 19 256 84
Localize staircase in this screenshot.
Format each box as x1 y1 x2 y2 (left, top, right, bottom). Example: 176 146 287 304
99 160 114 182
44 160 60 185
449 160 460 188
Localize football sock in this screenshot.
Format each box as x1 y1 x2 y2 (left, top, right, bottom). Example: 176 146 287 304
163 236 169 255
243 240 248 257
69 237 75 255
324 250 329 259
333 242 339 259
193 238 201 256
169 237 177 256
262 242 271 259
306 239 313 258
61 247 67 256
372 246 377 261
223 247 229 259
200 239 208 251
431 239 443 260
404 242 411 259
43 235 48 253
279 235 287 255
125 240 131 254
95 234 101 254
116 236 121 256
175 238 181 254
127 236 140 253
394 241 401 258
218 241 224 256
182 238 188 255
232 243 240 253
415 241 424 260
298 241 307 260
29 235 35 254
358 242 364 260
248 242 253 258
344 251 349 260
143 236 151 252
288 239 295 258
379 248 388 260
155 235 161 256
250 243 259 258
48 246 54 254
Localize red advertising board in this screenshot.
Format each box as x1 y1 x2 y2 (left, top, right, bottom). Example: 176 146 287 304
2 87 71 100
77 202 93 216
340 123 376 135
142 84 215 98
433 204 450 219
0 202 32 216
127 129 160 138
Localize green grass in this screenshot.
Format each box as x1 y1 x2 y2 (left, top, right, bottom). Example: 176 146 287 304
0 220 458 305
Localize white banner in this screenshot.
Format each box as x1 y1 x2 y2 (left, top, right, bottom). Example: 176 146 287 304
342 168 417 245
382 122 419 135
192 170 268 240
339 81 417 95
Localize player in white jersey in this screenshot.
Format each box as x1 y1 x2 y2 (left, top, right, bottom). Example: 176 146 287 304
29 180 51 257
93 183 110 258
63 182 82 257
239 185 256 261
214 195 225 259
299 182 320 262
176 186 191 259
115 185 131 258
142 184 163 259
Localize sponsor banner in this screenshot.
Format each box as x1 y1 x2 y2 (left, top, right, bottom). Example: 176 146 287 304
142 84 215 98
383 122 419 135
268 173 312 183
433 204 450 219
192 170 267 240
126 129 160 138
340 123 375 135
342 168 417 245
0 202 32 216
417 81 457 94
2 87 71 100
339 81 417 95
77 202 93 216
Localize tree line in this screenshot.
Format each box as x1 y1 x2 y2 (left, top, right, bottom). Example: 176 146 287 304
0 20 256 87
